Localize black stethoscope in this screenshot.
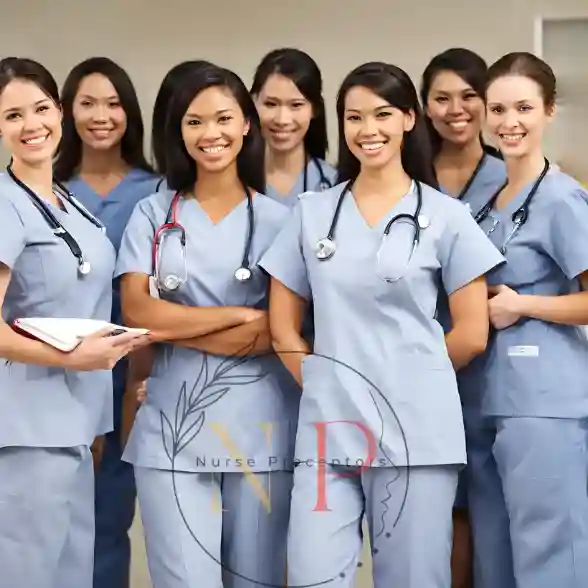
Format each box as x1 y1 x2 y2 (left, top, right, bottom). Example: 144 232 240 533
152 185 255 292
456 153 487 201
6 162 105 276
315 179 429 262
474 157 550 253
304 157 332 192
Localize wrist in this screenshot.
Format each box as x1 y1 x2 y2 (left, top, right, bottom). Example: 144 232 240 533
516 294 534 317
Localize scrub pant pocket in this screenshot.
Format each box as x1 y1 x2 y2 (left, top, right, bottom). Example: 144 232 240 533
493 417 588 588
0 445 95 588
286 462 458 588
135 467 292 588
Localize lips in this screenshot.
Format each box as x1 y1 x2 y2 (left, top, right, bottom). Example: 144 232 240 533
358 140 388 152
22 134 49 145
199 144 229 153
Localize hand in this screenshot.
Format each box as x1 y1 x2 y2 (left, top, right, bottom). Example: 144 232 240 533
241 308 266 324
64 329 150 371
488 285 523 329
135 379 148 403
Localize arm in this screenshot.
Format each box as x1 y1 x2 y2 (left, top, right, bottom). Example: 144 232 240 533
0 265 87 367
445 277 491 370
268 278 310 386
120 273 262 341
172 314 272 356
489 273 588 328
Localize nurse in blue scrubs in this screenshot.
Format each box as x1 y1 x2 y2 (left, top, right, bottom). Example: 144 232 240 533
260 61 505 588
0 57 146 588
53 56 160 588
251 48 336 206
117 63 297 588
420 47 507 588
468 52 588 588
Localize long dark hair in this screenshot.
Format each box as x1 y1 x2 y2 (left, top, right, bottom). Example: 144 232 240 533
151 60 213 174
54 57 153 181
336 62 438 188
165 63 265 194
250 48 328 160
420 48 501 159
0 57 59 103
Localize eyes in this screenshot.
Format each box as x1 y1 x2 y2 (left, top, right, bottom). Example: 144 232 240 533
262 100 307 110
78 99 122 109
5 104 51 121
345 111 393 122
185 115 234 126
434 92 479 103
488 104 534 114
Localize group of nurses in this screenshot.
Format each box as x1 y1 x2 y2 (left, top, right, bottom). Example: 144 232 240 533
116 62 301 588
52 56 160 588
0 57 147 588
420 47 507 588
260 60 505 588
464 52 588 588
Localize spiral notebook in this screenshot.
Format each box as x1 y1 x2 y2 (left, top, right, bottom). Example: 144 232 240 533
12 317 149 353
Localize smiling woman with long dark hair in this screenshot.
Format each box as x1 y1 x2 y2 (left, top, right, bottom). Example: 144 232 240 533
54 56 159 588
260 60 504 588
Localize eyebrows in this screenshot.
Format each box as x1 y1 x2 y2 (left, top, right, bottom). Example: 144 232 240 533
77 93 120 101
2 97 53 115
345 104 393 114
184 107 235 118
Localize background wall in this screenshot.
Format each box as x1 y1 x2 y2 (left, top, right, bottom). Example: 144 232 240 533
1 0 586 176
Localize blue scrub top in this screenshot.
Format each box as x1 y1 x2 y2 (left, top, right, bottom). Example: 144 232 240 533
66 168 161 421
265 158 337 208
466 169 588 418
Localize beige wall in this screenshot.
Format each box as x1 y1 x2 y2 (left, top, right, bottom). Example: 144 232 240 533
0 0 586 169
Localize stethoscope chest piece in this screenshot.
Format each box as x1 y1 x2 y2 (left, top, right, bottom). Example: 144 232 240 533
234 267 252 282
162 274 182 292
315 237 336 260
78 260 92 276
417 214 430 230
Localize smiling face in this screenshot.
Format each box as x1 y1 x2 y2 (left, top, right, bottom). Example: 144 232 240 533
0 78 62 166
254 73 313 155
425 70 485 147
343 85 414 171
181 85 250 174
72 73 127 151
486 74 554 158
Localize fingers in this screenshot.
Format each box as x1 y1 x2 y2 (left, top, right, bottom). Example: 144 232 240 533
108 331 150 348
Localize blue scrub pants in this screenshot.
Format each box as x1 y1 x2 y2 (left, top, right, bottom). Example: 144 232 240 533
0 445 95 588
468 416 588 588
135 467 292 588
287 463 458 588
93 368 136 588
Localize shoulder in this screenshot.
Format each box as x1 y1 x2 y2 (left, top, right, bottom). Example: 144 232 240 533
483 153 507 177
421 181 471 219
0 173 29 221
297 181 347 205
128 169 163 195
130 187 173 222
539 169 588 211
253 191 290 221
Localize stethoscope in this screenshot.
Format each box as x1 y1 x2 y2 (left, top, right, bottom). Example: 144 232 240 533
474 157 550 253
152 186 255 292
304 157 332 192
456 153 487 201
6 162 105 276
315 179 429 264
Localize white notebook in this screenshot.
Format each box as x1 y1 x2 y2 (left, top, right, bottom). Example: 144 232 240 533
12 317 149 352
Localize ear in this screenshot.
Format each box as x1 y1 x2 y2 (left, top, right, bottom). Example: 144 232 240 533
243 119 250 137
546 101 557 122
404 109 416 133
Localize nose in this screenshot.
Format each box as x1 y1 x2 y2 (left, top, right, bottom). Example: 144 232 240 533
359 116 378 136
447 98 464 115
91 104 108 123
274 106 293 126
503 108 520 129
202 121 222 140
22 112 44 133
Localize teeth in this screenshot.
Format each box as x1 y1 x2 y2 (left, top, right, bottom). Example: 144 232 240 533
24 135 47 145
201 145 227 153
449 121 468 129
360 142 385 150
501 134 525 141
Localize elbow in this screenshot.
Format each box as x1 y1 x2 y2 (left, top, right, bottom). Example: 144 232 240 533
465 329 489 359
